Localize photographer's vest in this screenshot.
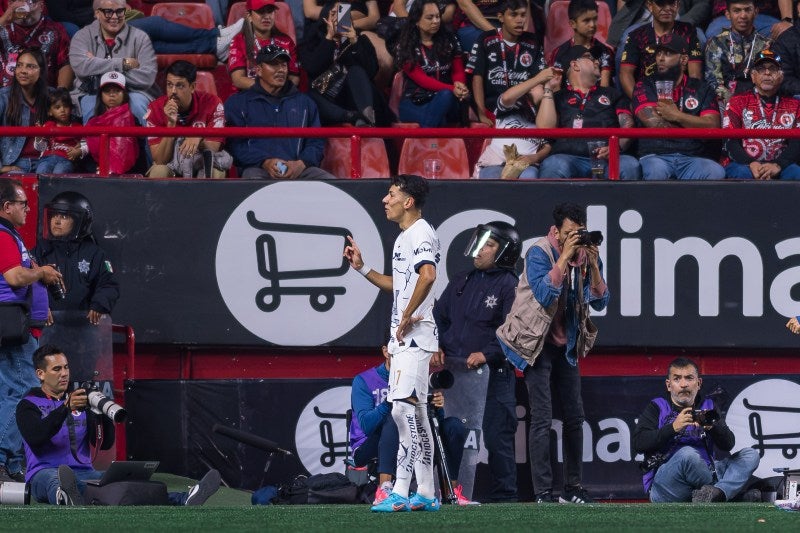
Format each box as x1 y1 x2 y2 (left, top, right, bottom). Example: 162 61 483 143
349 365 389 451
0 222 49 325
642 397 715 492
22 390 90 482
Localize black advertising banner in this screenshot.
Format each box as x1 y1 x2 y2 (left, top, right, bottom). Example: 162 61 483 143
38 177 800 348
125 375 800 500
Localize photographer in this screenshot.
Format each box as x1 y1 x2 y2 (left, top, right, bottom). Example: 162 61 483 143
16 344 220 506
497 203 609 504
633 357 759 503
349 346 470 506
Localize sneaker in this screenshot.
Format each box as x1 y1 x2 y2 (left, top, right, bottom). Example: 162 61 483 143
216 18 245 61
57 465 84 505
453 484 480 506
409 492 440 512
372 481 393 506
0 465 24 483
559 485 594 504
185 469 221 506
371 492 411 512
739 488 762 503
775 498 800 511
692 484 726 503
535 490 556 504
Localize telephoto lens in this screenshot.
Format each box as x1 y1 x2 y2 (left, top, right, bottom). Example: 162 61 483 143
0 482 30 505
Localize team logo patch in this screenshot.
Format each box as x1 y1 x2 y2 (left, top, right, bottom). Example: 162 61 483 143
780 113 795 127
598 95 611 106
519 52 532 67
684 97 699 110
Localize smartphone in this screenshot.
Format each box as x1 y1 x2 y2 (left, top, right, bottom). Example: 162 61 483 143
336 3 352 33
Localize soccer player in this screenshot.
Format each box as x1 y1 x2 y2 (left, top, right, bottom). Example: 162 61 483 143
343 174 441 513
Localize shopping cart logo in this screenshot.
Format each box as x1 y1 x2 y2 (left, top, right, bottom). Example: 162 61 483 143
727 378 800 477
247 211 350 313
294 386 351 475
216 182 383 345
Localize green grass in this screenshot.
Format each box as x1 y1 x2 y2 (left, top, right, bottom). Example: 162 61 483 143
2 502 796 532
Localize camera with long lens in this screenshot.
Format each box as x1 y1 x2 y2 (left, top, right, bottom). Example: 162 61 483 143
428 369 454 390
79 381 127 423
0 481 30 505
692 408 720 426
575 229 604 246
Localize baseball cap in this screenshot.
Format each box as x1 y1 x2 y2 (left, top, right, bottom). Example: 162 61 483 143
256 44 290 63
563 45 595 66
654 33 690 55
247 0 276 10
99 71 126 90
753 49 782 69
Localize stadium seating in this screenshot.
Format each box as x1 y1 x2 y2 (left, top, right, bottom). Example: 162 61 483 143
150 2 218 69
194 70 219 95
543 0 612 60
398 138 470 179
321 137 391 178
228 1 297 43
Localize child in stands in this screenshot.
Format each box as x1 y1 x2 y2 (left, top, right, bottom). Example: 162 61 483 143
34 88 87 174
549 0 614 87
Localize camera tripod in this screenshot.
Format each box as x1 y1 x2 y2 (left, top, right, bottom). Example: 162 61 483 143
427 399 457 505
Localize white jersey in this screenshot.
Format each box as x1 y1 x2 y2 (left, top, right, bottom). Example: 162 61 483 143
388 218 440 354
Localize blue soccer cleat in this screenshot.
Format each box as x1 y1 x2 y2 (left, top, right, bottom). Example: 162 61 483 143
371 492 411 512
409 492 440 511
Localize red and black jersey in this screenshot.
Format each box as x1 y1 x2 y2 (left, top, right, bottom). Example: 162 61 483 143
466 29 546 119
550 84 631 156
633 76 719 157
724 91 800 167
550 37 614 77
621 21 703 79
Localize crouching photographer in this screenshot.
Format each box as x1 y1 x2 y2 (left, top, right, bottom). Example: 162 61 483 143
633 357 759 503
15 344 220 506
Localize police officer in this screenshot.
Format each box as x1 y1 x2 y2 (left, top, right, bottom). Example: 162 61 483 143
433 221 521 502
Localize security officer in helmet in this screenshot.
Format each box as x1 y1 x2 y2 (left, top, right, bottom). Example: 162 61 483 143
433 221 522 502
32 191 119 326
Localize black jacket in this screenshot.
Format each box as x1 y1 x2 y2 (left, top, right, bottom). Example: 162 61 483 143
772 24 800 97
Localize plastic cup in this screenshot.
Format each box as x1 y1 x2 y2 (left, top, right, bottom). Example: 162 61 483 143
587 141 607 178
423 158 443 180
655 80 674 100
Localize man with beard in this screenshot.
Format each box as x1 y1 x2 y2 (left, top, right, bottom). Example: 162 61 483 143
633 357 759 502
633 34 725 180
723 50 800 179
0 0 72 88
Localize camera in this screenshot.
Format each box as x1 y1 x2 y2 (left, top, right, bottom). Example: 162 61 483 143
639 452 667 473
692 408 719 426
575 229 603 246
428 369 454 390
79 381 127 423
0 482 29 505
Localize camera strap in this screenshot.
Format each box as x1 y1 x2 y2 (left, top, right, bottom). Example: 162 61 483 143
66 409 101 465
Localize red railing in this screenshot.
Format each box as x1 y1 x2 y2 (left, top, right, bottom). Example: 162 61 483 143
1 125 794 179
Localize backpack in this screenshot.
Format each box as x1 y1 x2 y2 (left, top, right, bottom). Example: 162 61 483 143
277 473 360 504
83 480 169 506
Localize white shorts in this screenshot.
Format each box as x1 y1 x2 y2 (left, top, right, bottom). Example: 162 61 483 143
388 346 433 402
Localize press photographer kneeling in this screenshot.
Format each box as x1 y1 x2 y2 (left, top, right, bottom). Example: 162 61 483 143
16 344 219 505
633 357 759 503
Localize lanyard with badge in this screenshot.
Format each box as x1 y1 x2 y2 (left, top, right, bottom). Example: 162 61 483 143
497 28 519 88
419 45 441 80
755 89 778 126
569 84 595 128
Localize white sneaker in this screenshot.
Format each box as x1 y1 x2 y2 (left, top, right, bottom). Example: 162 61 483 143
216 18 245 62
775 498 800 511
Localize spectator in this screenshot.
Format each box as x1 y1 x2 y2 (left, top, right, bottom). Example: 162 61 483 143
619 0 704 99
632 357 760 503
705 0 792 39
0 48 49 174
145 61 231 178
349 346 473 506
705 0 771 106
771 2 800 96
466 0 547 127
537 45 641 180
0 0 72 88
85 71 144 175
549 0 615 88
206 0 230 27
723 50 800 179
33 88 87 174
225 44 334 179
32 191 119 326
392 0 457 23
300 4 391 126
69 0 157 124
229 0 299 91
633 34 725 180
394 0 469 127
609 0 712 46
453 0 502 52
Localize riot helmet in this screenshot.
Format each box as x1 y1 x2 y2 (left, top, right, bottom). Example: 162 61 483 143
464 221 521 270
43 191 93 242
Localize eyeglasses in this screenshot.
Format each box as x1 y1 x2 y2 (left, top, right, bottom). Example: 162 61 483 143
97 7 126 19
754 64 781 73
6 200 28 208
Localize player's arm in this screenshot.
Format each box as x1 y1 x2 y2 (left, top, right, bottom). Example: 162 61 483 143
396 263 436 341
343 236 393 292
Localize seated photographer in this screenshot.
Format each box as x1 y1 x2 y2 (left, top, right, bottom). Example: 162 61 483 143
16 344 221 506
633 357 760 503
349 346 472 506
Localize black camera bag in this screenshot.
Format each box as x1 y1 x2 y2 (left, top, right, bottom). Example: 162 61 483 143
84 480 169 506
0 302 29 345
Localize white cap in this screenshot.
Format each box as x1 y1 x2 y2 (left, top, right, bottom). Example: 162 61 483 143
99 71 126 90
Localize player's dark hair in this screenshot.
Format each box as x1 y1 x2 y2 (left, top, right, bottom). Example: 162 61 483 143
392 174 429 209
552 202 586 228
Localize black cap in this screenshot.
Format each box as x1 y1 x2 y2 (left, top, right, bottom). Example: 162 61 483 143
564 45 595 66
654 33 690 55
753 49 782 69
256 44 290 64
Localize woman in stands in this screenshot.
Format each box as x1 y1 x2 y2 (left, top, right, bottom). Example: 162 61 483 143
300 2 391 126
229 0 300 90
393 0 468 127
0 48 49 174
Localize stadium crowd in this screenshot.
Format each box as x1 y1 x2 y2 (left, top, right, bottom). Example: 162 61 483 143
0 0 798 178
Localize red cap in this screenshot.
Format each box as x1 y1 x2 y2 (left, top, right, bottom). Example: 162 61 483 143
246 0 277 10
